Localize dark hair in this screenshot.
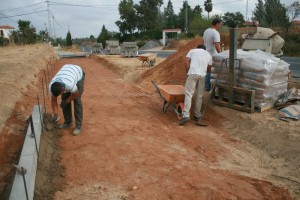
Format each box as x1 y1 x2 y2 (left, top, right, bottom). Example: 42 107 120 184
197 44 206 50
212 18 222 25
51 82 63 97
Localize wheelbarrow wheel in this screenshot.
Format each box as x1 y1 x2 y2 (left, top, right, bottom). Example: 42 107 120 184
176 102 184 120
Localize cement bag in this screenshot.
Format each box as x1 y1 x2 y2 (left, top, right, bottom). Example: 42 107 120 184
278 104 300 120
253 27 284 56
239 82 288 96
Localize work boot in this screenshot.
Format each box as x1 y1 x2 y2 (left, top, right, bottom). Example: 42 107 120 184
178 117 190 125
194 115 202 122
59 122 72 129
72 128 81 136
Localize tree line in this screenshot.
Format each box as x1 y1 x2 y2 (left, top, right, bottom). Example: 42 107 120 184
1 0 299 46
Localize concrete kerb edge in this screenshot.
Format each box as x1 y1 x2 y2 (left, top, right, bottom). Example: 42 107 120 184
9 105 43 200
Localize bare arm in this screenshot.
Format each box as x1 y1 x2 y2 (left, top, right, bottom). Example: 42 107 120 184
184 57 190 73
51 96 58 115
207 64 212 73
65 91 79 103
214 42 221 53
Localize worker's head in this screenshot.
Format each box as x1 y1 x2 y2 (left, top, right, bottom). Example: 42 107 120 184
197 44 206 50
212 18 222 29
51 82 63 97
212 18 222 25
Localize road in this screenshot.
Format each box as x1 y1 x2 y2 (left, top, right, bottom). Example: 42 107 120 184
282 57 300 82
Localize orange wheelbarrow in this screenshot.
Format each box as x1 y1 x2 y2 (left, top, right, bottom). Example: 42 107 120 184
151 80 185 120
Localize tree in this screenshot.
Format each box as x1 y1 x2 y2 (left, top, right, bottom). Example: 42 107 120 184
178 1 193 32
222 12 245 28
135 0 163 31
204 0 213 18
193 5 203 17
164 0 177 29
66 30 72 46
97 25 110 48
253 0 266 26
116 0 137 34
253 0 289 28
287 1 300 21
265 0 289 27
17 20 36 44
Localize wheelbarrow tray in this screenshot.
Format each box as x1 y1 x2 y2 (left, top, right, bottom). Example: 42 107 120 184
152 81 185 119
157 85 185 103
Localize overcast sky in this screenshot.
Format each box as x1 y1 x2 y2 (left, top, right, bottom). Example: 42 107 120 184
0 0 296 38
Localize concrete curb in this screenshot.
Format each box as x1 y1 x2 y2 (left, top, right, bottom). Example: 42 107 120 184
9 105 43 200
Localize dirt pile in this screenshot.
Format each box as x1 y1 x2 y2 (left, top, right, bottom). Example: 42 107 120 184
135 38 202 91
0 44 57 133
0 44 57 199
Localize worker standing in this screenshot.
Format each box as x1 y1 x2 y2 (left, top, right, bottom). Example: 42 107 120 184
179 44 212 125
203 18 222 91
49 64 85 136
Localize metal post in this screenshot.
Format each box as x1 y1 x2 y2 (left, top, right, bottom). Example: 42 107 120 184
29 115 39 158
44 70 49 100
42 78 46 113
229 28 237 104
37 94 44 130
21 167 29 200
12 165 29 200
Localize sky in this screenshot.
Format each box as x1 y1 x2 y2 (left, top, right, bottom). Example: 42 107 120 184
0 0 297 38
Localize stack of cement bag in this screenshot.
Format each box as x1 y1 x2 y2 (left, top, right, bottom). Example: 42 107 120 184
211 49 290 107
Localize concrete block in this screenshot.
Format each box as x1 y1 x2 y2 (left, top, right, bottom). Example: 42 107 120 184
9 105 43 200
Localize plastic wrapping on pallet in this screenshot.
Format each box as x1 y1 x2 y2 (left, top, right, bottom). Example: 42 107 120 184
211 49 290 107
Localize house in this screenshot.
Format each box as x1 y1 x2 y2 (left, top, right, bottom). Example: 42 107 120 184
291 20 300 28
0 25 14 39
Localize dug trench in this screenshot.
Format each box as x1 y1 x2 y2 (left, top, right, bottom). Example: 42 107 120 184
34 113 65 199
0 43 299 199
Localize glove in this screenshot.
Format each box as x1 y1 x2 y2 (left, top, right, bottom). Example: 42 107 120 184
52 114 59 123
60 101 68 109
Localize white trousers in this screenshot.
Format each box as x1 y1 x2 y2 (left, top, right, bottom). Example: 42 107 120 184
182 74 205 118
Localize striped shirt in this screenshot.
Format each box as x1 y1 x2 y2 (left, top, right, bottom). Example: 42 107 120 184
49 64 84 96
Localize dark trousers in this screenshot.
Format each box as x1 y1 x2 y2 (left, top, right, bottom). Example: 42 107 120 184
205 71 211 92
61 76 84 129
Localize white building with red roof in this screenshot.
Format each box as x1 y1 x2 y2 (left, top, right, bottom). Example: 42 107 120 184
0 25 14 39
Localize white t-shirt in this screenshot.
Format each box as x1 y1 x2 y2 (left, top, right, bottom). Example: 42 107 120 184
203 28 221 56
49 64 84 96
186 48 212 76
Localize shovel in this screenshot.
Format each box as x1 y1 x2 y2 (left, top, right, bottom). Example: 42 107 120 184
196 59 225 127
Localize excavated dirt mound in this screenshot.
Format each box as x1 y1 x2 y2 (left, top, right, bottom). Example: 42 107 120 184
136 38 202 92
0 44 57 200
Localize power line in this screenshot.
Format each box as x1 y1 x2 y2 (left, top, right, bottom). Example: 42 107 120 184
49 10 66 30
48 1 117 8
0 2 45 12
0 10 47 19
0 12 17 23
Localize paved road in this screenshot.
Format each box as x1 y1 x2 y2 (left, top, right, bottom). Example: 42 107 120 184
282 57 300 82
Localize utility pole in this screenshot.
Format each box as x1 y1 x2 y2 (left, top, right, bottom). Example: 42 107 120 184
185 0 188 33
246 0 248 21
52 15 56 40
46 1 52 39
